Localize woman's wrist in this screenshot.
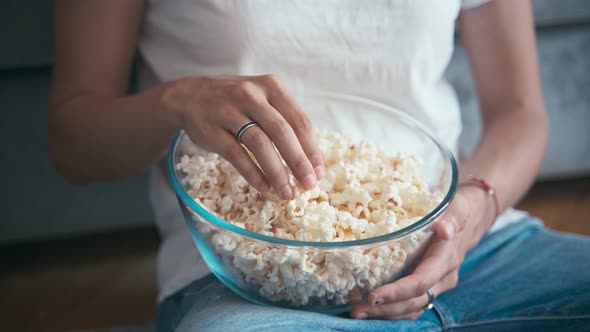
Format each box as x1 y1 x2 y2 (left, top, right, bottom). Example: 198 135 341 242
158 77 194 130
455 183 497 243
459 176 500 219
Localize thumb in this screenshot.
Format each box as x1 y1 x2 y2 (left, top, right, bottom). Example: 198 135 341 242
434 214 460 240
434 194 469 240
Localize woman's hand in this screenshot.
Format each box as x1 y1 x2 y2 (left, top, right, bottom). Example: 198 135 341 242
162 74 325 198
350 187 494 320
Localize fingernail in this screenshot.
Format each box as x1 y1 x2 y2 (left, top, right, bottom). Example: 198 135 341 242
301 173 316 190
368 292 380 306
356 312 368 319
314 165 324 181
444 221 455 238
279 185 293 200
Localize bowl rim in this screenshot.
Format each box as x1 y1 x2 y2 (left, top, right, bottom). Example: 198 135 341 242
167 91 458 248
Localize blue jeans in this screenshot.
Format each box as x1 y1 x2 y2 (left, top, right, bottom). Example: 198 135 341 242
156 217 590 331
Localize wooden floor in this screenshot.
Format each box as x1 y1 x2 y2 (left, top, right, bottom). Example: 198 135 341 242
2 176 590 332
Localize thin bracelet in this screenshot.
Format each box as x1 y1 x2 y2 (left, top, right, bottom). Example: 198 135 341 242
458 175 500 219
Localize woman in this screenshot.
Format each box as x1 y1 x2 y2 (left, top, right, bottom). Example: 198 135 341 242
49 0 590 331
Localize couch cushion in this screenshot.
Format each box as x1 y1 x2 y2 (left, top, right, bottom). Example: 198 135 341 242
449 23 590 179
0 1 52 69
533 0 590 27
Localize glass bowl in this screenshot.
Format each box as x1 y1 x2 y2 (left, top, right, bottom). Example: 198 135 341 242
167 91 458 314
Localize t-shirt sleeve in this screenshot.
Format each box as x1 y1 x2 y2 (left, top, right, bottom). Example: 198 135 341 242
461 0 493 10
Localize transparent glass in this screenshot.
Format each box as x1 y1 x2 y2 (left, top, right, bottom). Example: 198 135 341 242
167 91 458 314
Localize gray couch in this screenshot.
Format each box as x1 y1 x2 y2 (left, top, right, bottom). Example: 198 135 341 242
1 0 589 243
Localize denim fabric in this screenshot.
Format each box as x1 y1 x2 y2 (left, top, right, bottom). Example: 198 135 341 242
157 218 590 331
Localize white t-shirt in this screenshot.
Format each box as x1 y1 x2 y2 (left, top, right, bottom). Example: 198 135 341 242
138 0 526 302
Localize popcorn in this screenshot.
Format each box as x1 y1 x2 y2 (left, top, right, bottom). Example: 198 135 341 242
177 131 443 306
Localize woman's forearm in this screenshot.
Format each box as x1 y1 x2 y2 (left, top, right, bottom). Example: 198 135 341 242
456 0 547 238
459 105 548 238
48 84 179 184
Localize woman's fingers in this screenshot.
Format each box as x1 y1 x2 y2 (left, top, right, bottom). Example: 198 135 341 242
435 191 470 240
367 236 462 305
437 268 460 294
368 257 444 305
248 103 317 191
217 105 295 199
353 268 460 320
179 74 322 197
366 273 438 308
258 75 325 180
239 125 295 200
351 295 427 320
209 129 270 193
233 78 318 191
348 193 469 321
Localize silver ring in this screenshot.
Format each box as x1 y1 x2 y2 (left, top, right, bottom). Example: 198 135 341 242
235 121 259 144
423 289 435 311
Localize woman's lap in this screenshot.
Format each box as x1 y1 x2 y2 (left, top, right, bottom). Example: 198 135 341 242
157 217 590 332
435 218 590 331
